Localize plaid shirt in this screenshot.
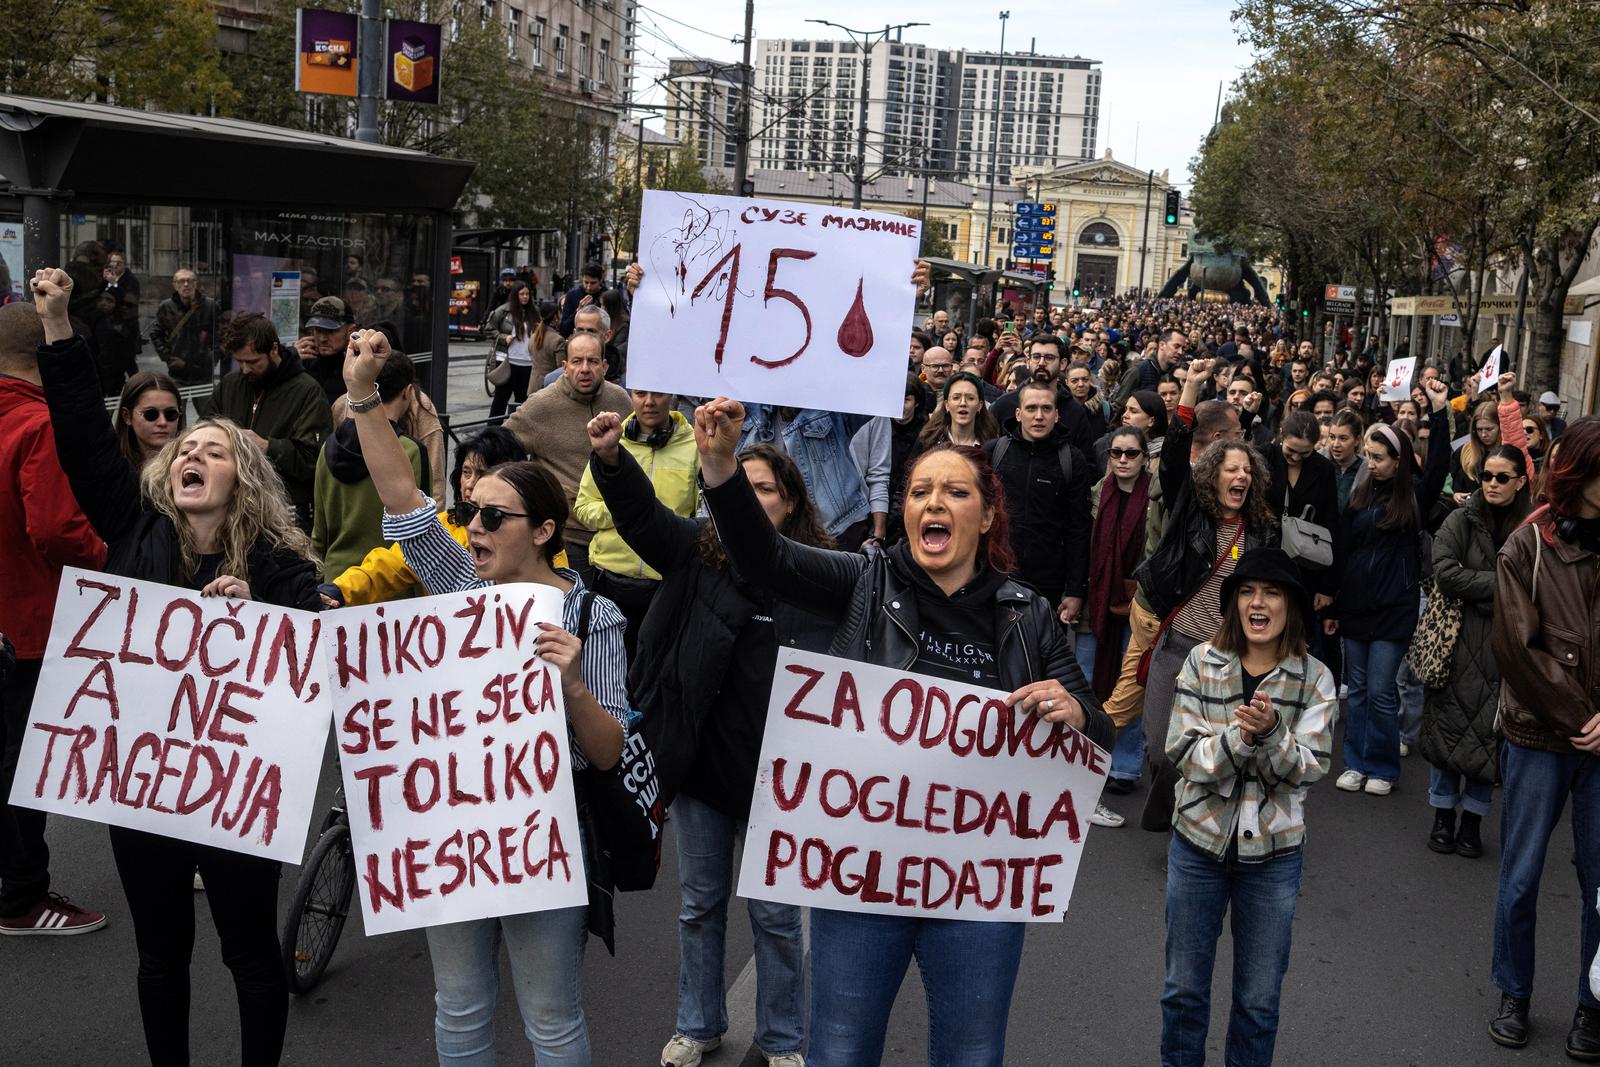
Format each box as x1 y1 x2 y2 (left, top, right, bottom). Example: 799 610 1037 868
1165 644 1338 861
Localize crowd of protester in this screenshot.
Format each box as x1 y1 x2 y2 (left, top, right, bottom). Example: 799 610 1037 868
1 257 1597 1067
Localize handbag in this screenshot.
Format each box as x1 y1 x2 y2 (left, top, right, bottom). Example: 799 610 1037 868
1405 577 1463 689
1280 505 1334 570
573 592 665 954
486 352 513 387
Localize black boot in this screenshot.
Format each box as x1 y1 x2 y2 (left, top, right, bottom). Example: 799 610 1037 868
1428 808 1457 854
1568 1006 1600 1061
1456 811 1485 859
1490 993 1531 1048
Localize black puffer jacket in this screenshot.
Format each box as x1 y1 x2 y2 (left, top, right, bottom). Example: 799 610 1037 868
701 464 1114 753
1420 493 1527 783
39 335 320 609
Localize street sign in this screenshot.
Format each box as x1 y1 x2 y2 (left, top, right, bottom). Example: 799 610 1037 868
1325 299 1355 315
1014 215 1055 233
1014 244 1055 258
1014 202 1058 216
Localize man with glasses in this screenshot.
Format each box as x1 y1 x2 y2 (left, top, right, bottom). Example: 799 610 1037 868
1115 326 1188 406
919 346 955 392
211 312 332 530
150 267 220 387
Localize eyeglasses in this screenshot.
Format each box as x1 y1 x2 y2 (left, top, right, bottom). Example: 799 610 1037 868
1483 471 1521 485
1108 447 1145 459
450 501 529 532
138 407 181 423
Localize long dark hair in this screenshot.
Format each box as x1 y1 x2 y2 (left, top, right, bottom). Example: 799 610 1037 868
1350 422 1418 531
904 443 1017 573
917 372 1000 448
116 370 185 469
1539 415 1600 520
450 425 527 503
485 460 568 565
506 282 534 341
1191 441 1276 531
532 300 559 350
698 444 834 567
1213 581 1307 661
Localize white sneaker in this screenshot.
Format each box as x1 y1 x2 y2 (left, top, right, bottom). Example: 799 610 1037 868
1335 770 1366 792
1399 742 1411 757
765 1055 805 1067
1090 801 1125 828
662 1034 720 1067
1363 777 1394 796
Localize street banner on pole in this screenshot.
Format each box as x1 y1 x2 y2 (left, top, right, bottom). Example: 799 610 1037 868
384 19 443 103
737 650 1109 923
629 190 919 418
1478 344 1503 394
325 585 587 935
10 570 330 863
296 9 359 96
1381 356 1416 402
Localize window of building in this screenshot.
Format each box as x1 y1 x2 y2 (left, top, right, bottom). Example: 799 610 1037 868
507 8 520 56
555 25 567 74
1080 222 1119 246
531 16 544 66
599 39 609 84
579 31 591 79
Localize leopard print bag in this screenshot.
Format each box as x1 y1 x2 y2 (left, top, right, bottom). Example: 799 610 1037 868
1405 576 1464 689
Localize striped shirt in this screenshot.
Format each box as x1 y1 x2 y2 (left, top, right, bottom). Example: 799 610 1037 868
381 496 629 769
1172 518 1244 641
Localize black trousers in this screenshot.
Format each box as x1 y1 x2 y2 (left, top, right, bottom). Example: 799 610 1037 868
109 826 287 1067
0 657 49 916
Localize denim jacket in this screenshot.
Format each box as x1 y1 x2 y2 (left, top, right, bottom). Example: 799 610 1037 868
738 405 869 536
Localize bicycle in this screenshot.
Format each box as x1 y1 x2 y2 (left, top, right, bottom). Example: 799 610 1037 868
281 789 356 994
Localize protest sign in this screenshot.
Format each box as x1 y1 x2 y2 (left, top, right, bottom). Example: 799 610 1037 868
737 650 1109 923
1478 344 1503 393
628 190 920 418
1380 356 1416 402
325 584 587 935
10 569 330 863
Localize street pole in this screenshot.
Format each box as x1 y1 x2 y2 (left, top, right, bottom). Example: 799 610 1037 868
354 0 382 143
1510 222 1535 374
850 31 878 210
634 116 645 257
1138 169 1153 297
980 11 1010 270
731 0 756 197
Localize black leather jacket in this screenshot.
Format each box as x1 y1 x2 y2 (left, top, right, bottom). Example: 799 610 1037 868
701 465 1115 753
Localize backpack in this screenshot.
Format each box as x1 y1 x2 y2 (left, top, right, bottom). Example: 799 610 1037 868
988 435 1075 485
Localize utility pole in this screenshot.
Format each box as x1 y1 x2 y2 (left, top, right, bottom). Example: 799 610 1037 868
354 0 382 143
980 11 1010 270
731 0 756 197
1138 169 1153 297
807 18 928 210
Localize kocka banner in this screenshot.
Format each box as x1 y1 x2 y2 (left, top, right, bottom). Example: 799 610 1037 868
325 584 587 936
11 570 331 863
738 649 1109 923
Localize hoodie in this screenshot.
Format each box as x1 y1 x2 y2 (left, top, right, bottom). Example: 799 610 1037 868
312 419 426 577
0 375 107 658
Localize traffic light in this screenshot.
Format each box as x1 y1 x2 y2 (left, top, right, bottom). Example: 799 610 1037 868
1047 265 1056 291
1302 307 1310 318
1163 189 1180 226
1072 278 1081 298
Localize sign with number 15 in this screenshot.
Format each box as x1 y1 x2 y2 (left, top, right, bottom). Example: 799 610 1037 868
628 191 920 418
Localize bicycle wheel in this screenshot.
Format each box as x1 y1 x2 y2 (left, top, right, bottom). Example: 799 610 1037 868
484 351 499 397
281 821 356 994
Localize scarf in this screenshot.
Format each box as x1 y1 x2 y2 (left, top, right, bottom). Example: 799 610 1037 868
1085 468 1151 700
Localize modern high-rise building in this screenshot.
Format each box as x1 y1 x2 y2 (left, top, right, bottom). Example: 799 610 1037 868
957 50 1099 185
660 58 748 177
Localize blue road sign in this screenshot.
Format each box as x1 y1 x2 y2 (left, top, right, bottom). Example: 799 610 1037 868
1013 216 1055 233
1013 201 1059 216
1013 243 1055 258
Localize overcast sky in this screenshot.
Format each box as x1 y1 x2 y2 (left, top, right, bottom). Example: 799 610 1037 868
629 0 1257 186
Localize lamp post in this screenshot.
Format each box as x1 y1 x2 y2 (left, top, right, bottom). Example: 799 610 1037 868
807 19 929 210
980 11 1010 270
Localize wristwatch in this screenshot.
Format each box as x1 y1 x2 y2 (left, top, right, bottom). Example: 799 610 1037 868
347 386 383 414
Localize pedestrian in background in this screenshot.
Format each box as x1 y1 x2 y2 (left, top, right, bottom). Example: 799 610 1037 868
115 371 185 470
487 281 536 418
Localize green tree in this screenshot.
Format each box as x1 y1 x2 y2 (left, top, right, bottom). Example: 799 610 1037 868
0 0 235 112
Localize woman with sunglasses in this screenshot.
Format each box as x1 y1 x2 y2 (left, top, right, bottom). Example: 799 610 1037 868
343 329 627 1065
693 396 1110 1067
1265 411 1341 654
116 370 185 469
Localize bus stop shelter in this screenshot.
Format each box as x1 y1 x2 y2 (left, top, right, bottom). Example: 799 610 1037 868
0 94 474 411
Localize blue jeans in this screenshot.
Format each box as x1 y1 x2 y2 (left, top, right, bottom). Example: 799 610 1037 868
1395 659 1424 747
808 908 1026 1066
425 904 590 1065
1427 764 1494 817
1162 833 1303 1067
672 793 804 1055
1492 742 1600 1009
1075 629 1143 780
1341 638 1406 782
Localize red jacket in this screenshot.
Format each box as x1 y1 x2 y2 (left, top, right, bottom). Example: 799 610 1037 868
0 375 106 659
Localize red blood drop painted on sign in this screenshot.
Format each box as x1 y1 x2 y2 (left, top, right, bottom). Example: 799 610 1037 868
837 278 874 357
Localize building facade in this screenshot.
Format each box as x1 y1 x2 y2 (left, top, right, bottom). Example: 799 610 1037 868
957 50 1099 186
660 58 746 178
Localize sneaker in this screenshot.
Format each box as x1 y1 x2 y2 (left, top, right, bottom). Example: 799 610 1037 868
661 1034 720 1067
0 893 107 936
1399 741 1411 757
1363 777 1394 796
1335 770 1366 792
1089 802 1125 828
765 1055 805 1067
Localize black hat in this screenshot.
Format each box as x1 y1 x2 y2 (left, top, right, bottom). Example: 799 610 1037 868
305 296 354 331
1219 548 1314 629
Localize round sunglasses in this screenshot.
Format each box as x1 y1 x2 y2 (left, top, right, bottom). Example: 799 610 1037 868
1482 471 1522 486
137 407 181 423
450 500 529 532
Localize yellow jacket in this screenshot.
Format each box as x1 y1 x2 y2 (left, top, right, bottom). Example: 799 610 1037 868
333 509 568 605
574 411 699 581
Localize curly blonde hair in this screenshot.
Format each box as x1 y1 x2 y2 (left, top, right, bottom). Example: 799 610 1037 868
140 417 318 583
1191 440 1277 532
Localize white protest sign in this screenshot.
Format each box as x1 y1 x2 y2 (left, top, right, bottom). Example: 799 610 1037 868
10 569 330 862
737 649 1108 923
629 190 919 418
1478 344 1503 393
1380 356 1416 402
325 584 587 935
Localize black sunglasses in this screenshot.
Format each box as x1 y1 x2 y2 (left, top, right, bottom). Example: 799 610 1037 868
138 407 181 423
1483 471 1521 486
1108 446 1145 459
450 501 529 532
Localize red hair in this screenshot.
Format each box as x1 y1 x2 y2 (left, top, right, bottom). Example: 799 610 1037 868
1538 415 1600 522
906 443 1018 574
